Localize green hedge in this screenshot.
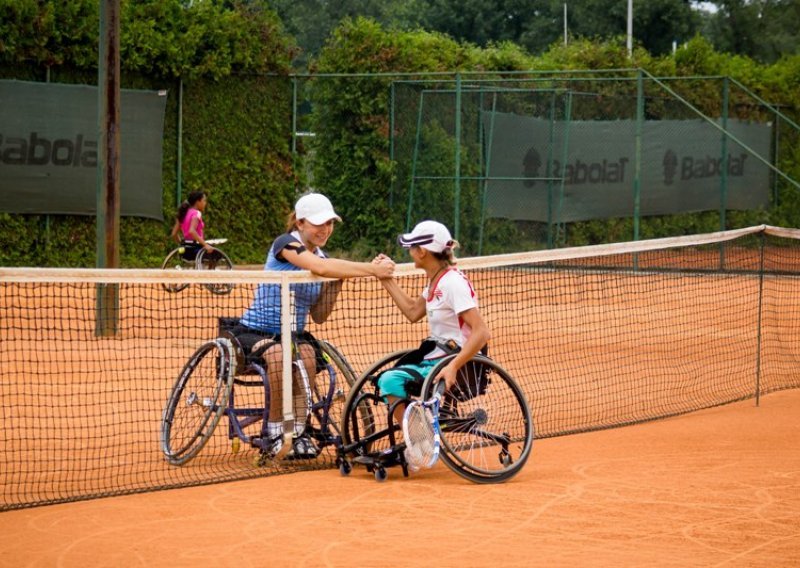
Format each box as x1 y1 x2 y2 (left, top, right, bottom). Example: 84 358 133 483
2 5 799 265
0 0 296 267
309 21 800 253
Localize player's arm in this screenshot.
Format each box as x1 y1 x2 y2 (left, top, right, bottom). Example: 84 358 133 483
310 280 343 324
170 221 181 243
282 247 394 279
378 277 426 322
187 216 213 252
435 307 491 390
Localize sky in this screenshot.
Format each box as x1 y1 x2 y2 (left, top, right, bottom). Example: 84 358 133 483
692 1 719 13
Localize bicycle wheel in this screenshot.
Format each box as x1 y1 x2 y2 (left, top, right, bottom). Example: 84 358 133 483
160 248 192 293
306 340 357 450
421 355 533 484
161 339 234 465
340 350 411 459
197 247 234 295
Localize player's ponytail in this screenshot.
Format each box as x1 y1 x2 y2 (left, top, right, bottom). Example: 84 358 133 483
432 239 459 266
176 200 190 222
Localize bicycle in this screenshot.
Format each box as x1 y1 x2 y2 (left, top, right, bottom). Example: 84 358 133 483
160 317 358 466
161 238 234 295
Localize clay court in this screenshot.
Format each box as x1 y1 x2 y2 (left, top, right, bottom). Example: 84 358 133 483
2 231 800 565
0 387 798 567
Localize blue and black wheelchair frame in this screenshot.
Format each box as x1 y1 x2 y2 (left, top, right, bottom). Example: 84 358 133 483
160 317 357 466
338 344 535 484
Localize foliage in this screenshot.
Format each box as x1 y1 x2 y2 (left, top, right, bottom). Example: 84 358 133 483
307 18 800 255
2 8 800 265
0 0 296 78
275 0 704 62
701 0 800 64
0 0 296 267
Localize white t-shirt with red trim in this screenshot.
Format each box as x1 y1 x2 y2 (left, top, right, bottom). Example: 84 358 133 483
421 268 478 359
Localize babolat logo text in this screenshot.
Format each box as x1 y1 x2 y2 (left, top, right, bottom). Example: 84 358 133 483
552 157 629 185
680 153 748 180
0 132 98 167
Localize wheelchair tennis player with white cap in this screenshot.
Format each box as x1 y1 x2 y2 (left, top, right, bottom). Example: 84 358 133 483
228 192 394 460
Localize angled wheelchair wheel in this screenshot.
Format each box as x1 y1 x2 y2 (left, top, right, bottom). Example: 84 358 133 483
161 339 234 465
196 247 234 295
421 355 533 484
306 340 358 449
160 247 192 293
340 350 412 459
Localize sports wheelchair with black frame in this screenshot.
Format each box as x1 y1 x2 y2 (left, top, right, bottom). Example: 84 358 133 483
338 343 534 483
161 238 234 295
160 317 357 466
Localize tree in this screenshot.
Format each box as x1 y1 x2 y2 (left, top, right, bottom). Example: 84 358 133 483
271 0 394 66
553 0 699 56
703 0 800 63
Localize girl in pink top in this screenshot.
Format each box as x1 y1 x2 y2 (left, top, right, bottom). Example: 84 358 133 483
170 191 214 257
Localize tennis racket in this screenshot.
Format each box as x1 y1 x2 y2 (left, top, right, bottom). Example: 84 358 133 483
403 380 446 471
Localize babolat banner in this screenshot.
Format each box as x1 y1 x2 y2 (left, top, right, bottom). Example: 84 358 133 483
483 112 771 222
0 79 167 220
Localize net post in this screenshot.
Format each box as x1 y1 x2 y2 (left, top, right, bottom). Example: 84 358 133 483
755 230 765 407
94 282 118 337
280 273 295 446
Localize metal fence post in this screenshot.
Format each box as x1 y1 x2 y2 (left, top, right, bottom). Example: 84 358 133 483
176 77 183 208
454 72 462 240
633 70 643 243
720 76 729 232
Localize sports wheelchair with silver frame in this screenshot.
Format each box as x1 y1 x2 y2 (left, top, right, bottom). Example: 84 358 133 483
160 317 357 466
338 343 534 483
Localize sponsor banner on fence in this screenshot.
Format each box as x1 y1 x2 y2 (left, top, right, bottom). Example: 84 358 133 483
0 79 167 219
483 112 771 222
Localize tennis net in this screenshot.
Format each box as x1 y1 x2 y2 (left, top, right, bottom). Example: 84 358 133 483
2 224 799 510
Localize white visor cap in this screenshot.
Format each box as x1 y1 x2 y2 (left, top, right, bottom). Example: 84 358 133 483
398 220 455 253
295 193 342 225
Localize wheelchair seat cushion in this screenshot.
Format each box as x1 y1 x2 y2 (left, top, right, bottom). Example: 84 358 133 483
216 317 326 373
218 317 277 366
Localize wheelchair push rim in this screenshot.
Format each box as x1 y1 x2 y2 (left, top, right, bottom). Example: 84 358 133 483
421 354 534 484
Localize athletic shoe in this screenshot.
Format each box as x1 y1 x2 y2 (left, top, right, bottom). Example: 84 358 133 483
265 435 284 457
288 435 318 459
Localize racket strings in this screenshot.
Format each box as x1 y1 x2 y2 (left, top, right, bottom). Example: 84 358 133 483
404 404 437 469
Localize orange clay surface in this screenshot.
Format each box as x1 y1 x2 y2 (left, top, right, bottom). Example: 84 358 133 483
1 387 798 567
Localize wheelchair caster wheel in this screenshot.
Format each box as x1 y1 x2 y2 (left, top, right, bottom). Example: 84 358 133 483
339 461 352 476
231 438 241 454
374 468 388 482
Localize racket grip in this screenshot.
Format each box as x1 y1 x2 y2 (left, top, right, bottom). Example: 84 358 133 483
434 379 446 399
